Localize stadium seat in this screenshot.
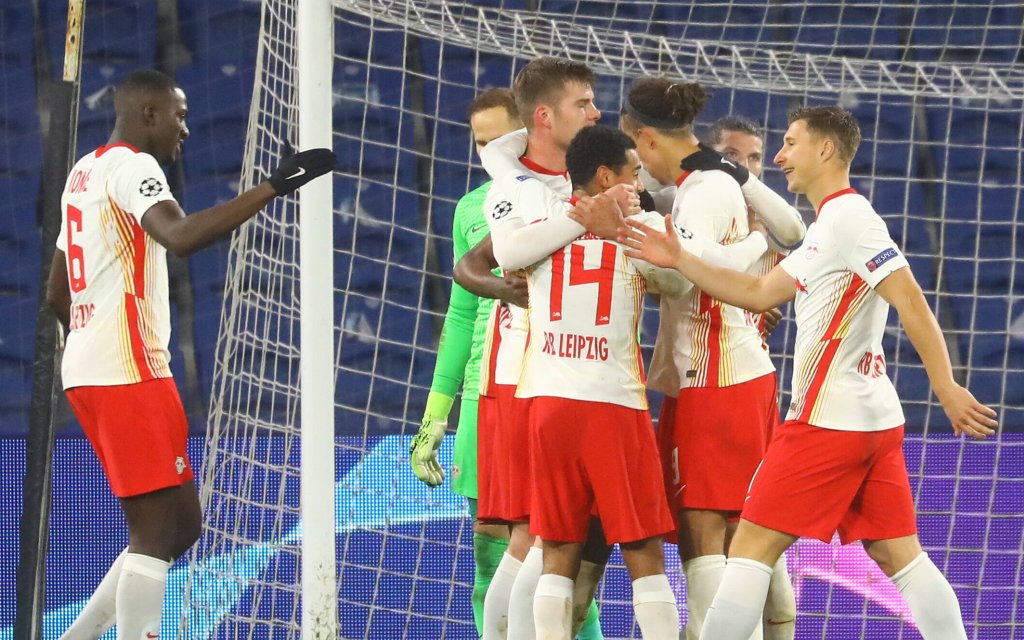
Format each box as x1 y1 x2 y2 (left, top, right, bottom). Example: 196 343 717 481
0 6 33 66
177 1 260 68
0 65 42 178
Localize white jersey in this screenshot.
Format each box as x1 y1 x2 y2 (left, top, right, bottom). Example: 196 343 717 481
57 143 176 388
517 210 676 410
478 159 573 395
779 188 908 432
648 170 775 395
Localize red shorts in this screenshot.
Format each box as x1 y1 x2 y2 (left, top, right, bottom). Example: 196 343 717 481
476 384 532 523
528 397 674 544
658 373 778 512
65 377 193 498
742 421 917 544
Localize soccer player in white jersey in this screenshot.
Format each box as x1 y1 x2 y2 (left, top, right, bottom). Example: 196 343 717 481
618 105 998 640
706 115 797 640
46 69 334 640
519 124 684 639
613 77 805 640
474 56 603 639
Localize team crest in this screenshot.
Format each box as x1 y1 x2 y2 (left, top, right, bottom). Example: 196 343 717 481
492 200 513 220
175 456 186 474
140 177 164 197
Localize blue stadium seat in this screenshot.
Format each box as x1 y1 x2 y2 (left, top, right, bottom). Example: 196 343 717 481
0 65 42 178
41 0 156 76
177 1 260 68
0 6 33 66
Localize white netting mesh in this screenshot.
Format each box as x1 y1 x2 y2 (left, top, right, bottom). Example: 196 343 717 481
181 1 1023 638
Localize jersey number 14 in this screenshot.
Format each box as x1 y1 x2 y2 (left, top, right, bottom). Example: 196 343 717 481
549 242 617 326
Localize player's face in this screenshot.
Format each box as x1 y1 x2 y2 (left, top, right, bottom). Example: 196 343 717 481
714 129 764 178
606 149 643 192
550 81 601 149
470 106 520 158
625 126 671 185
152 88 190 165
774 119 820 194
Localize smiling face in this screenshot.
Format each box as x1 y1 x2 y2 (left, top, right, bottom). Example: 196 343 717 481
773 118 823 195
150 87 189 165
714 128 764 178
583 148 642 196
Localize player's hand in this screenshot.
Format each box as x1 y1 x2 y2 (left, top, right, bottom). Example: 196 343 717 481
681 143 750 186
618 214 685 269
604 183 641 216
268 148 337 196
409 415 447 486
762 307 783 337
500 270 529 308
935 384 998 440
568 193 625 239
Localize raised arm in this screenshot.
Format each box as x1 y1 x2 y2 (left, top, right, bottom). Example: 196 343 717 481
141 148 335 257
874 268 997 439
620 214 797 313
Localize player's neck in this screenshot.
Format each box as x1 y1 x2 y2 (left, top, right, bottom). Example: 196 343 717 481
805 173 852 211
522 135 567 174
107 127 147 156
667 139 701 182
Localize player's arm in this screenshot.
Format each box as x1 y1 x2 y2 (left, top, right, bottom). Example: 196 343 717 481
141 149 335 257
619 214 797 313
675 176 769 272
681 143 806 250
874 268 997 439
452 235 528 307
46 250 71 330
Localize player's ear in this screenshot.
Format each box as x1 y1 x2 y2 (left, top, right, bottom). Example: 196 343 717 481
534 104 552 130
820 138 836 162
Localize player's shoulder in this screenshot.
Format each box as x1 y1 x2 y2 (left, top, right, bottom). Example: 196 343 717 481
687 169 743 192
820 191 883 229
456 181 492 212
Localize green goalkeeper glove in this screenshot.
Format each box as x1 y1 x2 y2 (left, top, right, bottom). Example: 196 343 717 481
409 391 455 487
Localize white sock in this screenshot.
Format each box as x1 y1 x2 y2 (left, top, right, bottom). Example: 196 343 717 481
571 560 605 636
682 554 726 640
483 552 522 639
892 552 968 640
762 553 796 640
698 557 772 640
60 548 127 639
534 573 573 640
115 553 170 640
633 574 679 640
508 546 543 639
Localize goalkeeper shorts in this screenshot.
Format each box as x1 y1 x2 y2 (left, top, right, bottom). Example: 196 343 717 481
66 377 194 498
658 372 777 513
743 421 917 544
528 396 674 545
477 383 532 524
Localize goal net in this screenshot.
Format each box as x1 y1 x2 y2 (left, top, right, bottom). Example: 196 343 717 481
180 1 1024 638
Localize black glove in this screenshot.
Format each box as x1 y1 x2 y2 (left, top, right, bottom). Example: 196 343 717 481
638 188 656 212
680 142 750 186
267 148 337 195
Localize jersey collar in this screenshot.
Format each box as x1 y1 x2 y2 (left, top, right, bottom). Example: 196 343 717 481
519 155 567 178
95 142 140 157
816 187 857 218
675 170 693 187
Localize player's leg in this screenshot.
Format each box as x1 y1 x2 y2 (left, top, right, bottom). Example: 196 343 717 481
725 521 795 640
534 539 584 639
677 508 728 640
507 526 542 638
59 548 126 639
619 537 678 640
573 517 611 639
846 427 966 640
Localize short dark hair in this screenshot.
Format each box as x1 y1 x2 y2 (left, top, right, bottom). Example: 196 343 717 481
513 57 596 130
565 125 636 188
788 106 861 164
468 87 519 123
706 115 763 146
621 77 709 136
116 69 177 97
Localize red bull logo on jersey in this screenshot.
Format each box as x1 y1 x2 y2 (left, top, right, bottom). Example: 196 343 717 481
866 247 899 272
542 331 609 361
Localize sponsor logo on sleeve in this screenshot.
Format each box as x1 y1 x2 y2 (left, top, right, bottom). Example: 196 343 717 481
139 177 164 197
491 200 513 220
514 174 533 182
866 247 899 272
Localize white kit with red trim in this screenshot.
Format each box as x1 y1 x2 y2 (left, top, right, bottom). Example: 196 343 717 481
57 143 176 388
779 188 909 431
478 157 573 396
648 169 775 395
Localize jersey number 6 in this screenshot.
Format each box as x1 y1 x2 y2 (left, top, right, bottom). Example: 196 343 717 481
66 204 87 292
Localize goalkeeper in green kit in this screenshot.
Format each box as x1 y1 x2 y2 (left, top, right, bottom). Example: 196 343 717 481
409 88 603 639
